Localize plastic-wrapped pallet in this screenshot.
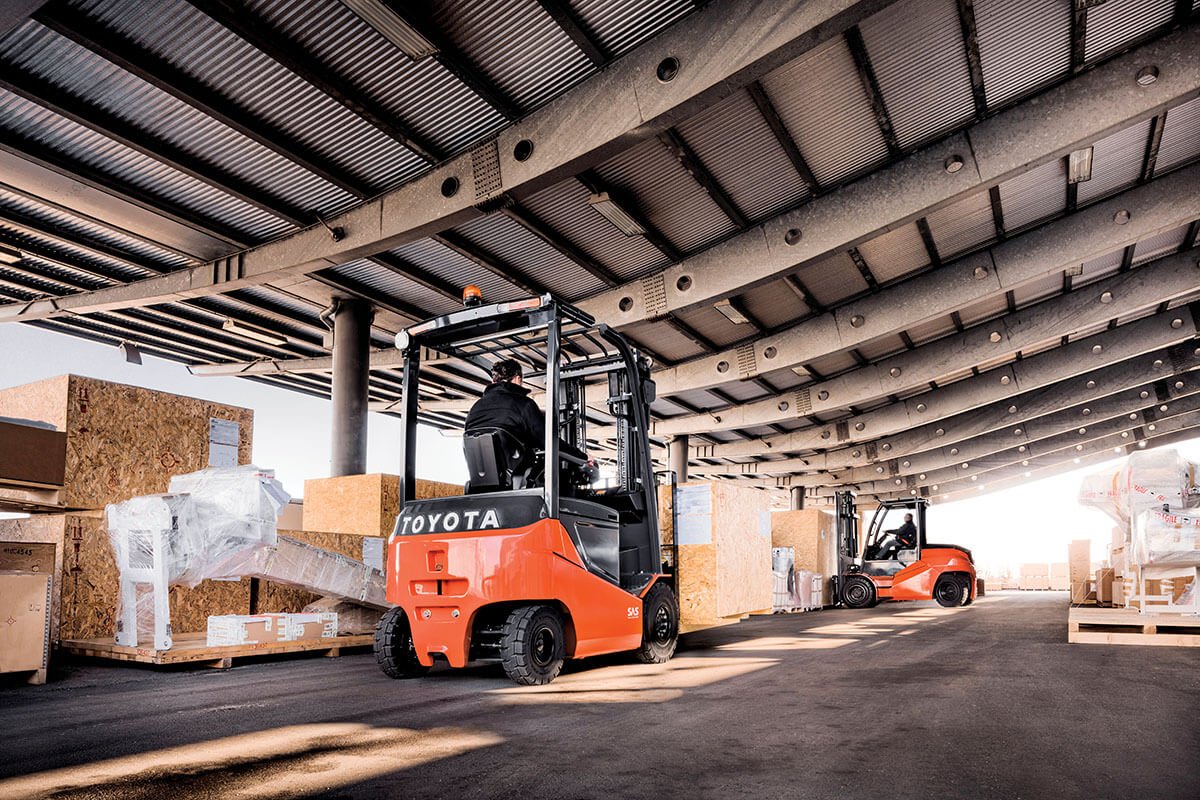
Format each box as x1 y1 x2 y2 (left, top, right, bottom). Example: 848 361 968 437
105 466 290 649
1132 509 1200 567
771 547 803 611
1078 449 1199 527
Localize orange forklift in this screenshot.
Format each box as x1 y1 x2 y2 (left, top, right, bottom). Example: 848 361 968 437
832 491 976 609
374 293 678 685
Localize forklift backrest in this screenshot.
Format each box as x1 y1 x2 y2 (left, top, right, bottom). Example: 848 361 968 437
463 428 528 494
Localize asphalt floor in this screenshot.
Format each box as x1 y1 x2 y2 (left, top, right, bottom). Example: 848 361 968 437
1 591 1196 799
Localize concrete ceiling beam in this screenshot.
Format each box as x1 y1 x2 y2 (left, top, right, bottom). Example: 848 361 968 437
655 245 1200 435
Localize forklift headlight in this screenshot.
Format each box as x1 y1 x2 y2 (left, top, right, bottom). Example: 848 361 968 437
394 329 410 351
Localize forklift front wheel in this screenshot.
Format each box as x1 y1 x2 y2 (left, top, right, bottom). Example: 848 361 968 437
374 607 430 679
841 575 877 609
934 576 967 608
635 582 680 664
500 605 566 685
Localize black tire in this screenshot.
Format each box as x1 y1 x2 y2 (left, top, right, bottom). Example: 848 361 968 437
934 576 967 608
635 582 679 664
374 607 429 679
500 605 566 685
841 575 877 609
961 577 975 606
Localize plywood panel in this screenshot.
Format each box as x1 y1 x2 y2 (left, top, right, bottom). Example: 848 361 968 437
673 481 772 628
0 375 254 511
303 474 462 537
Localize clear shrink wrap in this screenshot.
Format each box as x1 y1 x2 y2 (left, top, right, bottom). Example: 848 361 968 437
104 466 290 649
208 535 389 609
1132 509 1200 567
1078 449 1199 527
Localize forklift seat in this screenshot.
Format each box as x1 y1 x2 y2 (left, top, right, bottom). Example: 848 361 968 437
463 428 529 493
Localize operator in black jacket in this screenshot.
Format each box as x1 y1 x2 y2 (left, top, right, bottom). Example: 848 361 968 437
464 359 545 447
464 360 590 486
876 513 918 560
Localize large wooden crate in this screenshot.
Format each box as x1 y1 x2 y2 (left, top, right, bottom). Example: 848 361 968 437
302 474 462 536
0 375 254 511
670 481 772 630
0 571 52 684
770 509 838 606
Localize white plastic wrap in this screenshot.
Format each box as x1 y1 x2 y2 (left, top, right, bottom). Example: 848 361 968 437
104 466 291 649
1131 509 1200 567
1078 449 1199 527
208 535 389 609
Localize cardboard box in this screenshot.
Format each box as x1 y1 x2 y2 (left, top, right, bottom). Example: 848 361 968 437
1112 579 1125 607
303 474 462 537
0 571 52 683
206 614 285 646
1095 568 1114 605
286 612 338 641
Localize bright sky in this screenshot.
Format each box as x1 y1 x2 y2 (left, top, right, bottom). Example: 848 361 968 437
4 323 1196 577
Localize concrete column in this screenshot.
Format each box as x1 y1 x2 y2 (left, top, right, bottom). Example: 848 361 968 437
330 298 373 476
789 486 805 510
669 434 689 484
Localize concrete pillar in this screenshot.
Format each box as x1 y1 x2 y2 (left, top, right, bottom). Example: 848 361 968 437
669 434 689 484
330 298 373 476
789 486 805 510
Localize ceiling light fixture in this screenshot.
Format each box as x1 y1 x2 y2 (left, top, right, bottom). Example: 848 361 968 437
338 0 438 59
222 318 288 347
589 192 646 236
1068 146 1094 184
118 340 142 365
713 299 749 325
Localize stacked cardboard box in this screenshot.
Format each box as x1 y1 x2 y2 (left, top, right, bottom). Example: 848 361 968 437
206 612 338 646
1019 563 1050 590
1068 540 1092 602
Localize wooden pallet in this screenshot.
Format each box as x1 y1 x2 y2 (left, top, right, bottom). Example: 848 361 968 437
60 631 374 668
1068 607 1200 647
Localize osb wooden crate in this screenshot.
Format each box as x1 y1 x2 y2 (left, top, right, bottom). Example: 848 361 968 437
771 509 838 606
302 474 462 536
671 481 772 631
0 375 253 510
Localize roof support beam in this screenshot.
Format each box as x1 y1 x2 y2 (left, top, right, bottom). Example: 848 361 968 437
536 0 609 66
699 367 1200 485
645 169 1200 398
575 26 1200 327
685 306 1199 461
0 0 893 319
652 246 1200 435
873 409 1200 504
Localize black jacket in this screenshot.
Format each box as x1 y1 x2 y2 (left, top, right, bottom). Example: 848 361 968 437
895 520 917 546
464 381 544 449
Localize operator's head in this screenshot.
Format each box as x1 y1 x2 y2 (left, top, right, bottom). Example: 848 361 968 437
904 513 913 522
491 359 522 385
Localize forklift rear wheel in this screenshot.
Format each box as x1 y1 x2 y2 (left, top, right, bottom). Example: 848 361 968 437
635 582 679 664
841 575 877 609
374 607 430 679
934 576 967 608
500 605 566 685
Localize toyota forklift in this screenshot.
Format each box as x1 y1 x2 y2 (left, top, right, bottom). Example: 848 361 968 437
374 292 678 685
832 491 976 609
